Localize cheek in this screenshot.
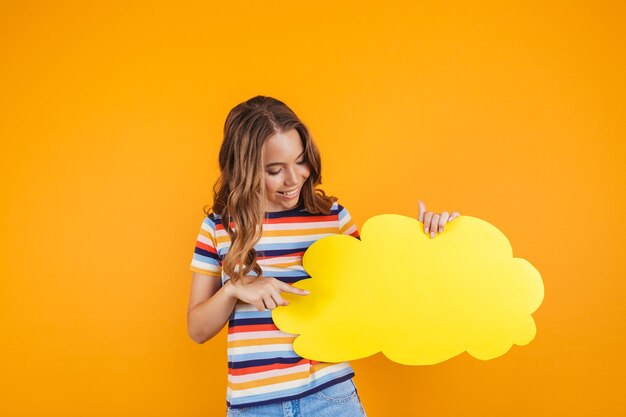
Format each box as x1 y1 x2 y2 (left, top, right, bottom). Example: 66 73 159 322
264 175 280 193
299 165 311 178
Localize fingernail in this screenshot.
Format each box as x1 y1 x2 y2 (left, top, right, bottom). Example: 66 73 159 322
438 227 443 233
424 227 429 233
303 290 310 295
430 232 435 238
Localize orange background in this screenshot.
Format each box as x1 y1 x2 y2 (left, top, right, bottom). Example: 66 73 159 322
1 1 624 416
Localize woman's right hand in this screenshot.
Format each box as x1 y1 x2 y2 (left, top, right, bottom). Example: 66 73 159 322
224 276 310 312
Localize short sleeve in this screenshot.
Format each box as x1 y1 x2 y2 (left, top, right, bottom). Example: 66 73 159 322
189 215 223 278
337 203 360 239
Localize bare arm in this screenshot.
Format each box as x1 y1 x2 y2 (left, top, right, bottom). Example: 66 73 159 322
187 272 238 344
186 272 311 344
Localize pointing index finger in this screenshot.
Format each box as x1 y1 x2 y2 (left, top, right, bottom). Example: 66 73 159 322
278 282 310 296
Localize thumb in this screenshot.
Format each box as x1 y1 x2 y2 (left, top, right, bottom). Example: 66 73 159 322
418 199 426 222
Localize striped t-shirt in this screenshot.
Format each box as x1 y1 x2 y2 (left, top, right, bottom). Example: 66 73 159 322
189 200 360 409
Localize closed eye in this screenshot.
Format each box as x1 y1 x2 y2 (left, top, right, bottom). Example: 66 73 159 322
266 159 307 176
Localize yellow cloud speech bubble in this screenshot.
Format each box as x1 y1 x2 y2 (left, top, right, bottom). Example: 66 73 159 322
272 214 544 365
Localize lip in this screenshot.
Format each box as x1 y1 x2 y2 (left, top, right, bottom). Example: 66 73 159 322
277 187 301 197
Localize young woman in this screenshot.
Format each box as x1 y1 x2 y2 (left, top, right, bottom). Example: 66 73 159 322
187 95 459 416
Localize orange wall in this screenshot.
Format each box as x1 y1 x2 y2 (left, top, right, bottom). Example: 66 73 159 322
1 1 624 415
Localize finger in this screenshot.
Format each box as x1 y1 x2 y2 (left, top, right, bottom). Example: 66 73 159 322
263 296 277 310
438 211 449 232
448 211 460 221
277 281 310 296
418 200 426 223
271 291 289 307
423 211 433 233
254 301 265 312
430 214 440 238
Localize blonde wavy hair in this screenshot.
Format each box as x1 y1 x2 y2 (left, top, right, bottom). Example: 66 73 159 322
203 95 336 284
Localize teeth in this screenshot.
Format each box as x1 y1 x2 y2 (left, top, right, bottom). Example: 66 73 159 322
280 189 297 196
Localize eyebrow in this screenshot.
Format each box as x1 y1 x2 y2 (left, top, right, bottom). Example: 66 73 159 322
265 151 306 168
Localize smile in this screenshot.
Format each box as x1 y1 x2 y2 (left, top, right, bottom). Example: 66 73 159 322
278 189 299 196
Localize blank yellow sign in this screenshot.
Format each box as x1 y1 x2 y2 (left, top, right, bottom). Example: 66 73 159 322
272 214 544 365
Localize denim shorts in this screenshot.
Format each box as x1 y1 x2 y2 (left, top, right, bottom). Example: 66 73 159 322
226 378 367 417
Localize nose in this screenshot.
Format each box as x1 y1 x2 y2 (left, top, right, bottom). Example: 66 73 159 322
284 166 299 185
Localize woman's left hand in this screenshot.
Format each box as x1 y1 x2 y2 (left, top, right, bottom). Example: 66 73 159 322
418 199 460 239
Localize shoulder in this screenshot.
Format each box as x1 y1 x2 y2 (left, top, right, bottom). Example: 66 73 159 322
201 212 224 231
333 201 353 218
329 200 350 212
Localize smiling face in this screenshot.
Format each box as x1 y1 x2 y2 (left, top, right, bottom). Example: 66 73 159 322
263 128 311 212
